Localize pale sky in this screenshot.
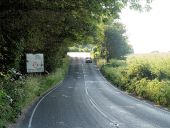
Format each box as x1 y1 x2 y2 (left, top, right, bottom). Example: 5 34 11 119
120 0 170 53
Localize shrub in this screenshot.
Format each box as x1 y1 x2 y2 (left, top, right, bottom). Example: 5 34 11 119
0 57 69 127
146 80 170 105
100 54 170 107
101 60 127 90
1 69 26 122
0 90 13 128
96 59 106 68
127 62 157 80
109 59 126 67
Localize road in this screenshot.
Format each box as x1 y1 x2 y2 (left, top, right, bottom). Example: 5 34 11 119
18 57 170 128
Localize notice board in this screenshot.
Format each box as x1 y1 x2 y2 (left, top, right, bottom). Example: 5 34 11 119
26 54 44 73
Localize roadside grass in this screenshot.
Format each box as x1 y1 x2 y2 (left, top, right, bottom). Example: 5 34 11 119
98 53 170 109
0 57 69 128
23 66 68 107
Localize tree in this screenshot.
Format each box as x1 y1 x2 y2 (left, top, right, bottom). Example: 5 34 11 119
0 0 151 73
104 22 134 61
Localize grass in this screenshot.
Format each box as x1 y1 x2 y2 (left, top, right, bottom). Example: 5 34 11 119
23 57 70 109
99 53 170 108
0 57 70 128
23 68 66 107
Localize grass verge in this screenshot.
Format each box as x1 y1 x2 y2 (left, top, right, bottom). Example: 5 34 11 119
0 57 70 128
97 54 170 109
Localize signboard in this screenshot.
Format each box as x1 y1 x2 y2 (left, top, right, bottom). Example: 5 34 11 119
26 54 44 73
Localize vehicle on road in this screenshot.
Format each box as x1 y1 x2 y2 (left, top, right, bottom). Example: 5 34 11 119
85 57 92 63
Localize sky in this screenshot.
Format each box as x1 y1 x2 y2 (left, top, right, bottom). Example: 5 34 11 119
120 0 170 53
67 52 90 58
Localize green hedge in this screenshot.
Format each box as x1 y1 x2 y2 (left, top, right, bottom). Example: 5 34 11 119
0 57 69 128
100 55 170 108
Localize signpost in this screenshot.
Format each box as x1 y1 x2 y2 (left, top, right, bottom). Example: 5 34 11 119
26 54 44 73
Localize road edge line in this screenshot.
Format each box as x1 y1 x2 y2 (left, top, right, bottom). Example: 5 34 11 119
95 63 170 114
28 81 63 128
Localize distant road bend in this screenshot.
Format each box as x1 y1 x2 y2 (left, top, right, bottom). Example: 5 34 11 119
19 57 170 128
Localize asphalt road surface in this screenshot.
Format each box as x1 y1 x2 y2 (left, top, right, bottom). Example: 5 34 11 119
18 57 170 128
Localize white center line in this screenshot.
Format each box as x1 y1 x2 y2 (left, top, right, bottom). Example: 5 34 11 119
81 64 119 127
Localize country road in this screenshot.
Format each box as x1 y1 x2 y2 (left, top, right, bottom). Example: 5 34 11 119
18 57 170 128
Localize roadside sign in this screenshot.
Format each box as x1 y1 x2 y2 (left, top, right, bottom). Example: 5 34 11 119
26 54 44 73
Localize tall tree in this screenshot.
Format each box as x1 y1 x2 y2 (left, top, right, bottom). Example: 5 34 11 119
104 22 134 60
0 0 151 73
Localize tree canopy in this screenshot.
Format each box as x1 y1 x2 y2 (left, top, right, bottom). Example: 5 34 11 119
104 22 134 60
0 0 152 73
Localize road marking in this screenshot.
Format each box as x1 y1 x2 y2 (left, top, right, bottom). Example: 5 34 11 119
82 64 108 118
82 65 107 117
120 105 136 109
56 121 70 128
96 67 170 114
85 87 89 95
86 87 109 119
85 80 105 83
28 81 63 128
68 86 73 89
82 64 120 127
56 121 65 125
62 94 70 98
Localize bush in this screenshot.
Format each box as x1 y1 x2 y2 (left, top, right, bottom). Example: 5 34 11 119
146 80 170 105
96 59 106 68
0 57 69 127
0 90 13 128
0 69 26 123
109 59 126 67
127 61 157 80
127 54 170 80
101 60 127 90
100 54 170 108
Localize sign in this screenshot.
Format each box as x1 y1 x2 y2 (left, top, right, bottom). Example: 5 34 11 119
26 54 44 73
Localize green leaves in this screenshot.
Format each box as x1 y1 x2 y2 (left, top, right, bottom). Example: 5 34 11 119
0 0 152 73
0 90 13 128
100 54 170 107
104 22 133 60
0 0 154 127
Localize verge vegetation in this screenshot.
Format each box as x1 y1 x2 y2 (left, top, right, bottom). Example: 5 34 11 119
98 53 170 108
0 57 69 128
0 0 152 127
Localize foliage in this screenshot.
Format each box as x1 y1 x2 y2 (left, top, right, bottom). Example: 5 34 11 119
104 22 134 60
0 57 69 128
69 44 94 52
100 53 170 107
0 0 151 74
0 0 152 127
0 90 12 127
96 59 107 68
0 69 26 128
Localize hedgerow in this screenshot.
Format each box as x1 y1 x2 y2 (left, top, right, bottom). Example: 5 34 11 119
100 54 170 108
0 57 69 128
